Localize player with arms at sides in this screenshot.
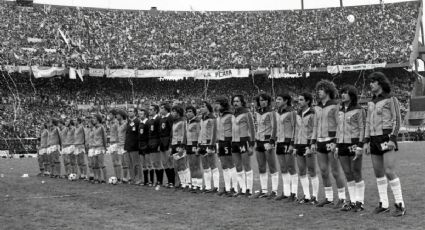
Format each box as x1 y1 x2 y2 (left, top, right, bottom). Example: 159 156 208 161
66 119 76 175
84 116 95 181
116 110 128 183
251 93 278 199
231 95 255 197
125 107 141 185
74 117 88 180
311 80 346 208
138 108 151 186
215 97 238 196
336 85 366 212
364 72 406 216
47 118 61 178
37 123 49 176
159 103 176 188
186 105 202 192
198 101 219 193
58 119 69 178
107 109 122 182
274 93 298 201
147 104 164 190
90 114 108 183
170 105 189 190
294 93 319 205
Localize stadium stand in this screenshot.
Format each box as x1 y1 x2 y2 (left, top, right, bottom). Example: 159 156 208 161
0 1 419 69
0 1 422 151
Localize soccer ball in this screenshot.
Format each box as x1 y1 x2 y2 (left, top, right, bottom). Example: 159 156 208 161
347 14 355 23
108 176 118 185
68 173 77 181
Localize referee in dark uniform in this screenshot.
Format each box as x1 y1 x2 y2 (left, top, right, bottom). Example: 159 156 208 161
125 107 141 185
138 108 151 185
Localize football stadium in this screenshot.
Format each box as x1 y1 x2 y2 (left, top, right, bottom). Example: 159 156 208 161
1 0 425 229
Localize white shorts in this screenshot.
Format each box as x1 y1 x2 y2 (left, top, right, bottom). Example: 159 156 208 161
107 143 118 155
47 145 60 154
88 147 105 157
61 145 75 155
74 145 85 155
68 145 75 155
39 148 46 155
117 146 126 155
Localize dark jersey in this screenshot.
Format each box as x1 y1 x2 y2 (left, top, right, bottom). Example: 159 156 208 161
139 118 150 145
147 115 161 141
159 114 173 138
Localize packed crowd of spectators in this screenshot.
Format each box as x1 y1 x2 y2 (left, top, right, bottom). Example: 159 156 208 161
0 68 417 140
0 1 419 69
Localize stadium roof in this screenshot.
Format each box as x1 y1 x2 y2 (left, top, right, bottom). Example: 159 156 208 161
11 0 419 11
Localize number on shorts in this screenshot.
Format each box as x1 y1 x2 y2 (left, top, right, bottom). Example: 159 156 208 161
326 144 331 151
224 147 229 154
240 145 246 153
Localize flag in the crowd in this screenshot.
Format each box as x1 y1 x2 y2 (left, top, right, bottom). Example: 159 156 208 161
76 69 84 81
58 29 70 47
69 67 77 79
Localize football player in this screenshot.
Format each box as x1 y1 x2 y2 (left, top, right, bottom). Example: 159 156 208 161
275 93 298 201
231 95 255 197
251 93 279 199
312 80 346 208
337 85 366 212
364 72 406 216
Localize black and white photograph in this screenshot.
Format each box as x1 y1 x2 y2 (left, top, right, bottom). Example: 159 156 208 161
1 0 425 229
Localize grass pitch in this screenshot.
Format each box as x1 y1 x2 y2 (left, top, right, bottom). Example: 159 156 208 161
1 142 424 230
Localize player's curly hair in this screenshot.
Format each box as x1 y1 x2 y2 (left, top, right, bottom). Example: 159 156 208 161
186 105 197 116
202 101 213 113
116 109 127 120
94 114 103 124
232 94 247 107
172 105 184 118
316 80 337 99
340 85 358 106
368 71 391 94
255 93 272 108
215 97 230 112
276 93 292 106
300 92 313 107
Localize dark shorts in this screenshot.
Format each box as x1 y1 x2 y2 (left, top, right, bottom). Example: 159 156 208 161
337 143 357 157
148 139 160 154
198 145 215 155
186 143 198 155
295 144 308 157
232 137 250 154
276 142 291 155
317 139 336 154
171 145 185 157
255 140 272 152
171 145 178 155
159 137 171 152
218 140 232 157
370 135 398 155
139 142 149 155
